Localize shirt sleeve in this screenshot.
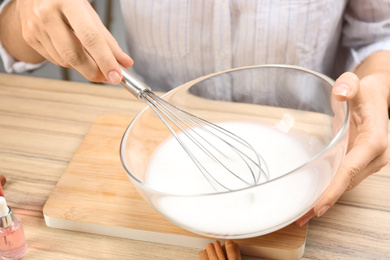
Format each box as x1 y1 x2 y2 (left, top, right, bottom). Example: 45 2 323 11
0 0 46 73
343 1 390 72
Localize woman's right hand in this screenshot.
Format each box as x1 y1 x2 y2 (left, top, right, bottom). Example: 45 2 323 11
3 0 133 84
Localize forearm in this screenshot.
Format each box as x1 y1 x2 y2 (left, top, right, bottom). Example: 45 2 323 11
0 0 45 63
354 50 390 107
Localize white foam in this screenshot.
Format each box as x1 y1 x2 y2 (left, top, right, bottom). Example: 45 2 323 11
144 121 333 237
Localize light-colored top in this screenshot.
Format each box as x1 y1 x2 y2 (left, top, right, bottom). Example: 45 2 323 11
2 0 390 91
120 0 390 91
0 0 46 73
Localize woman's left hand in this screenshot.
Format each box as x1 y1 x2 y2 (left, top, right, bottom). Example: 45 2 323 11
296 71 389 226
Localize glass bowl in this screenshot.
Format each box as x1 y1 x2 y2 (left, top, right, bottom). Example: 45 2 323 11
120 65 349 239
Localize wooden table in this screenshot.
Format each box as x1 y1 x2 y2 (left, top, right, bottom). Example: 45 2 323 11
0 73 389 259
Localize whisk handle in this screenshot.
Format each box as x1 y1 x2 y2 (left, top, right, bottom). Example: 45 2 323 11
119 67 151 99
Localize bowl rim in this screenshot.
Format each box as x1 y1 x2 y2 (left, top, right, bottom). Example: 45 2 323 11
120 64 350 197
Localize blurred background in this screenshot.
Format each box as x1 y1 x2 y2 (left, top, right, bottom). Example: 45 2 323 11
0 0 127 84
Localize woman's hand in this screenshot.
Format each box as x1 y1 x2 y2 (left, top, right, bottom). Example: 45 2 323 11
1 0 133 83
296 71 390 226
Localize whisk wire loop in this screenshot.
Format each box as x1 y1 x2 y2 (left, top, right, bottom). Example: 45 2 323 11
120 67 269 191
150 92 263 181
142 90 267 191
141 91 230 190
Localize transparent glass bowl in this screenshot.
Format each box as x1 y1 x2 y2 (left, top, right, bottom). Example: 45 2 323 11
120 65 349 239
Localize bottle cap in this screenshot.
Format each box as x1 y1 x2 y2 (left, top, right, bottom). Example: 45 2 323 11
0 197 13 228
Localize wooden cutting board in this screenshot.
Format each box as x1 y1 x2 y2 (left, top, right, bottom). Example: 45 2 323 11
43 115 308 260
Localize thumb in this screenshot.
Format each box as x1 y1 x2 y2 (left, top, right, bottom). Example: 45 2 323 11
313 139 377 218
332 72 360 102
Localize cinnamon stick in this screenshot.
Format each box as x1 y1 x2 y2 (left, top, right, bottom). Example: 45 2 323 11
225 240 241 260
234 244 241 260
206 243 219 260
199 249 209 260
0 175 5 197
213 241 226 260
200 240 241 260
0 175 6 186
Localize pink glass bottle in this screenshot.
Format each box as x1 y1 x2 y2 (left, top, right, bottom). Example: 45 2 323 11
0 197 28 260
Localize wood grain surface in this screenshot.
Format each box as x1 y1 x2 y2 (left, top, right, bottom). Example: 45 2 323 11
1 73 390 259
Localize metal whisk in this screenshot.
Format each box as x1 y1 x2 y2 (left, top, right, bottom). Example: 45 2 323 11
120 68 269 191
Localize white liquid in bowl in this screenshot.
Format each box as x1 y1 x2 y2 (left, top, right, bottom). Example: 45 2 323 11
145 121 333 238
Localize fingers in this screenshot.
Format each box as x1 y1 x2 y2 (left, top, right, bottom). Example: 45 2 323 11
45 15 107 82
296 130 389 227
100 27 134 69
332 72 360 101
85 3 133 68
313 143 388 213
17 0 132 84
63 2 124 84
22 32 60 66
318 147 375 209
296 209 315 227
295 147 375 227
34 29 69 67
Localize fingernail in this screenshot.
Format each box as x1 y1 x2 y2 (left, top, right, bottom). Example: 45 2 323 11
299 214 314 227
108 70 121 84
333 84 351 97
317 205 331 217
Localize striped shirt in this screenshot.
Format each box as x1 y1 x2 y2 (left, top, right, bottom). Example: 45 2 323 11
120 0 390 91
1 0 390 92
